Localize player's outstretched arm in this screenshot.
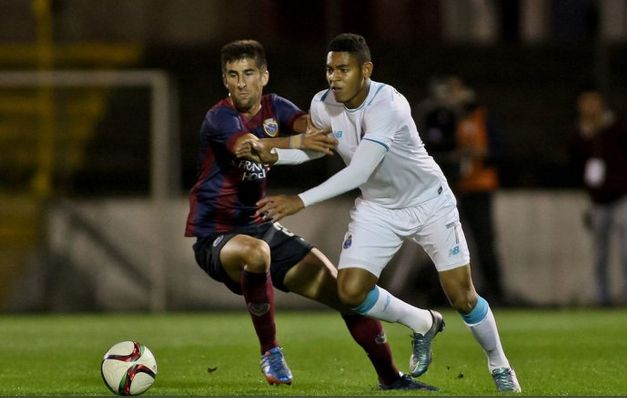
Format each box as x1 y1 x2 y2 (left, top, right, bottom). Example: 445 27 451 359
260 130 336 155
234 115 336 165
234 130 335 161
238 138 329 166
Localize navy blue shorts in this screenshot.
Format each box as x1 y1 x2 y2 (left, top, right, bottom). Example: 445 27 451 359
192 222 313 294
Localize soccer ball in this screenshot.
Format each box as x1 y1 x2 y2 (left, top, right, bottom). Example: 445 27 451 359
101 341 157 396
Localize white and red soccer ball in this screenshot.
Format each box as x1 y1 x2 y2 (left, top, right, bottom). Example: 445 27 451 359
101 341 157 396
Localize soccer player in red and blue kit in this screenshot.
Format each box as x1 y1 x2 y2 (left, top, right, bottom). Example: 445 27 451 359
184 39 435 391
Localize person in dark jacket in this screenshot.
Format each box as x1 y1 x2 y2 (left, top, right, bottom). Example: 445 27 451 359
571 87 627 306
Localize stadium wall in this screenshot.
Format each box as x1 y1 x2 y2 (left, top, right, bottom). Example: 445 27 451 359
7 190 621 312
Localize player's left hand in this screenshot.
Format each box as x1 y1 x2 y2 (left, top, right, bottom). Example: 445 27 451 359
256 195 304 221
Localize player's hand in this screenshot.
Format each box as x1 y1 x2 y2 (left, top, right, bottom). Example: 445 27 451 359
250 140 278 164
304 114 324 136
234 134 260 161
235 136 278 165
301 131 337 155
256 195 304 222
235 140 261 162
302 115 337 155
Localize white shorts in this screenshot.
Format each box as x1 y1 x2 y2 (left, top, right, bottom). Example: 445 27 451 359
338 188 471 277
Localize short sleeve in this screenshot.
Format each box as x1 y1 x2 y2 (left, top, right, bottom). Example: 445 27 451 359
309 91 332 130
362 88 408 148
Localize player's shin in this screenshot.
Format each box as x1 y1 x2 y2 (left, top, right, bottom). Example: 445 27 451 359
460 296 510 371
241 270 278 353
353 286 432 334
341 314 399 386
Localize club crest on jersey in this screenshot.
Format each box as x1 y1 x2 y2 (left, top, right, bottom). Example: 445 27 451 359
343 234 352 249
262 118 279 137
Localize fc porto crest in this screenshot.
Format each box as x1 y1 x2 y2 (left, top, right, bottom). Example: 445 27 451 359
343 234 352 249
262 118 279 137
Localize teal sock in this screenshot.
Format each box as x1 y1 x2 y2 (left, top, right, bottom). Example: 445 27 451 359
460 296 489 324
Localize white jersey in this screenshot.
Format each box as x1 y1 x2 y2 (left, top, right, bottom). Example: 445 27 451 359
309 80 448 208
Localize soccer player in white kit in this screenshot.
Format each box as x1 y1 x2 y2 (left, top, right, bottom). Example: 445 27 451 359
253 33 521 393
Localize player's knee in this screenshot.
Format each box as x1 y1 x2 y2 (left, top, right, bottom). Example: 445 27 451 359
440 267 477 312
449 291 477 313
337 283 368 308
241 240 271 273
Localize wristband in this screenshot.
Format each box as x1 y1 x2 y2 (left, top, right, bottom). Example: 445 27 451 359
288 134 303 149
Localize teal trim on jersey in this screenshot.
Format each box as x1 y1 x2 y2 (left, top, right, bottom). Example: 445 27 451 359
345 82 385 113
353 286 380 314
320 89 331 102
366 83 386 106
460 296 489 324
364 137 389 151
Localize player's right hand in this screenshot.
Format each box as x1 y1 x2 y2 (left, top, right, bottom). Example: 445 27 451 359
302 132 337 155
234 133 259 159
249 140 278 164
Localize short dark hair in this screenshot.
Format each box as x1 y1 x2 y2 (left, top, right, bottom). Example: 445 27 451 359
327 33 371 64
220 39 267 72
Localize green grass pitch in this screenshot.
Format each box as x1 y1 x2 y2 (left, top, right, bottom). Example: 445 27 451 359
1 309 626 396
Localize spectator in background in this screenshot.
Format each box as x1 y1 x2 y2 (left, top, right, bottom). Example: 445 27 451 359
453 82 506 306
397 77 462 307
571 86 627 306
417 76 507 306
416 76 460 186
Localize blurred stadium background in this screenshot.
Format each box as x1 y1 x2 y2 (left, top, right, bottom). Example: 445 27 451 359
1 0 627 313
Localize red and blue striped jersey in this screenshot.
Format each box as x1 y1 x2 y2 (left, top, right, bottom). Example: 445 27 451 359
185 94 306 237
